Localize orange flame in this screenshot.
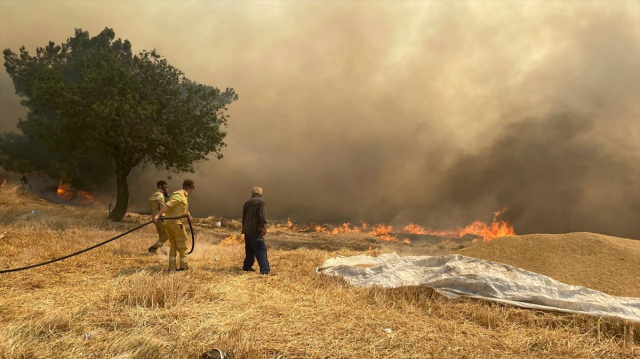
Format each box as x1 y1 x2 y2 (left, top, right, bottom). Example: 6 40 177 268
330 223 356 234
277 207 514 244
400 223 458 237
314 225 330 233
56 179 102 204
57 179 74 200
221 233 244 245
368 224 398 242
277 219 302 231
78 190 102 205
0 179 6 189
400 206 514 241
284 219 295 230
276 219 330 233
276 219 408 243
461 207 515 242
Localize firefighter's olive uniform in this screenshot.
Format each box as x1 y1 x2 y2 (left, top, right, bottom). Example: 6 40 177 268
164 189 190 270
148 190 169 250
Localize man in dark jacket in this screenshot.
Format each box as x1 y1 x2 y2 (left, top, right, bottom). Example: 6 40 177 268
241 186 270 275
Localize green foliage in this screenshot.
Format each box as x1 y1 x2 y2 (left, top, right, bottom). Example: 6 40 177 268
0 132 113 190
2 27 237 219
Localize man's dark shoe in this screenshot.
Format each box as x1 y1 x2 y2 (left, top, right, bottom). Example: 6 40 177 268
148 246 157 254
243 268 256 272
167 267 177 272
177 265 190 272
260 272 274 276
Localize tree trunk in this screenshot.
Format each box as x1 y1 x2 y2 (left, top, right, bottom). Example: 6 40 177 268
107 164 131 221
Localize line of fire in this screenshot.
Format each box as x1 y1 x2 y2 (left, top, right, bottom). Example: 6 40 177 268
3 174 514 246
221 207 515 245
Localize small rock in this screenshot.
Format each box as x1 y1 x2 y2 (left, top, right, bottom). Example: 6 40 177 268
383 328 392 333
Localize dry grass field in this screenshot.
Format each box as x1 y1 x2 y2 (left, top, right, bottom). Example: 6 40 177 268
0 184 638 359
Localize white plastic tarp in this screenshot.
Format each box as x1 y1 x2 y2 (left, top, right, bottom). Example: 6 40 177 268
316 253 640 322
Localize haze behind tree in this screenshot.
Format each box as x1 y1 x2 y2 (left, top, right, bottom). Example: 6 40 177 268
0 1 638 238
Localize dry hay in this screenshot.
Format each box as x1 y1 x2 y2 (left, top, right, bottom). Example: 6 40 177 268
0 184 638 358
458 232 640 298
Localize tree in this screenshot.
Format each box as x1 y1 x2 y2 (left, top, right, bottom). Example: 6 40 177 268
0 132 114 191
2 28 238 220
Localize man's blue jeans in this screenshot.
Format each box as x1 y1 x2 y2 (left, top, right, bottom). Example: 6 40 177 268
243 233 270 274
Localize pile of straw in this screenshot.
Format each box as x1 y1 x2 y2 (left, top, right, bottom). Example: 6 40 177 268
459 232 640 297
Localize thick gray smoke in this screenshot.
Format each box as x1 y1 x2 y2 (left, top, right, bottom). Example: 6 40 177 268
414 114 640 238
1 1 638 238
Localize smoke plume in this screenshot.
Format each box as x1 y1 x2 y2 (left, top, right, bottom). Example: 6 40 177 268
0 1 638 238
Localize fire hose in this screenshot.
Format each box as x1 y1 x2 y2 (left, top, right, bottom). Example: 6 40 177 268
0 215 195 274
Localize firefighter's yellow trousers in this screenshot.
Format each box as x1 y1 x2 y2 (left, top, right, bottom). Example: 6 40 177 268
150 221 169 249
164 220 188 269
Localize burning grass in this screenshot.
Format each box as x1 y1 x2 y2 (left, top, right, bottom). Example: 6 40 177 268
276 206 515 244
57 178 103 205
0 184 638 358
220 233 244 245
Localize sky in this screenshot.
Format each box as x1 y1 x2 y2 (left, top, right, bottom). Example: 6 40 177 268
1 0 639 238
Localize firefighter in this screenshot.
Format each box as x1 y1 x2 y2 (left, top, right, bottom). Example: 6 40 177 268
154 179 195 271
148 180 170 254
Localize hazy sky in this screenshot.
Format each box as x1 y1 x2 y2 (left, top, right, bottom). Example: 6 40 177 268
1 1 639 238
